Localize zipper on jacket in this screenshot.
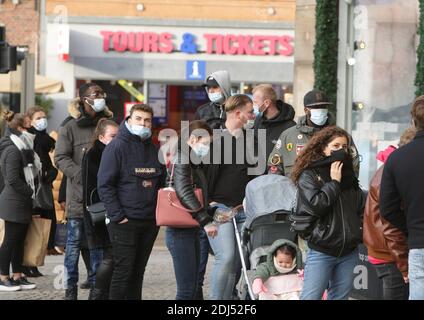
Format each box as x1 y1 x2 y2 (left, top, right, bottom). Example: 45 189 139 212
338 198 346 257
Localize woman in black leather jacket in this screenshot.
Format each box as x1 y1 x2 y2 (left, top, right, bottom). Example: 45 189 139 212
291 126 363 300
166 120 218 300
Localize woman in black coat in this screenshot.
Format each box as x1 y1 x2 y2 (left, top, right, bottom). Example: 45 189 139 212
24 107 58 277
0 111 41 291
82 118 118 299
291 126 364 300
166 120 218 300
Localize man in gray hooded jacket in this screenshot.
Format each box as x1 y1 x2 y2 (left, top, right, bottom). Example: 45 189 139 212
195 70 231 130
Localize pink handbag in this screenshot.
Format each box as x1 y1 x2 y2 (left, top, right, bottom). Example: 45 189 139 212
155 164 203 228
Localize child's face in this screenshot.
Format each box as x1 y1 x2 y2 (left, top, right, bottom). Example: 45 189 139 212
276 251 294 269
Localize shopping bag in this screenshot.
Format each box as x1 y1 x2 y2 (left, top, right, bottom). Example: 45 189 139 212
54 222 67 247
23 217 52 267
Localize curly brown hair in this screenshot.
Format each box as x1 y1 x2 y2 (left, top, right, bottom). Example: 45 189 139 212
291 126 350 184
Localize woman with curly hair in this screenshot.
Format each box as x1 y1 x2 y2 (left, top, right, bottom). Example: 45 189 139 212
291 126 364 300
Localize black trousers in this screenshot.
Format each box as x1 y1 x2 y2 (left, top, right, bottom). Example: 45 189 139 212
0 221 29 275
94 245 114 299
108 219 159 300
374 263 409 300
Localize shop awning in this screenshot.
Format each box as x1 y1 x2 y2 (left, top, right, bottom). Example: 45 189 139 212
0 72 64 94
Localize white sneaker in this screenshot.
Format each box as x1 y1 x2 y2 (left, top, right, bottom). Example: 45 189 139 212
0 279 21 292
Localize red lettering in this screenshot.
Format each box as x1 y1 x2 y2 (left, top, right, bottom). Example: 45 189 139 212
252 36 266 55
144 32 159 53
279 35 294 56
204 34 218 54
100 31 114 52
128 32 143 52
215 35 223 54
113 32 128 52
223 34 237 55
159 32 173 53
268 36 279 55
237 35 252 55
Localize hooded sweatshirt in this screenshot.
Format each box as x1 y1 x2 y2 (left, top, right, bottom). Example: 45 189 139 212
195 70 231 129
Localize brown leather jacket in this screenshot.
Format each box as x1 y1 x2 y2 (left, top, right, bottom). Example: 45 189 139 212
363 166 408 277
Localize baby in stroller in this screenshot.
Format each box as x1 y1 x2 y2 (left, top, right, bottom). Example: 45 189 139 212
252 239 303 300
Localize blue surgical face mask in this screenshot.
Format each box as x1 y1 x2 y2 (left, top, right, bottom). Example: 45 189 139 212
86 98 106 113
208 91 224 103
126 122 152 140
34 118 48 131
253 105 262 118
309 108 328 126
192 143 210 158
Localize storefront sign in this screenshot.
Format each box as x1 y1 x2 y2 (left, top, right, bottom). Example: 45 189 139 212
186 60 206 80
100 30 294 56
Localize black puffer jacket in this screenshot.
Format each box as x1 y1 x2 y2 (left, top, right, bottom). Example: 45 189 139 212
195 102 226 130
296 169 364 257
173 148 212 227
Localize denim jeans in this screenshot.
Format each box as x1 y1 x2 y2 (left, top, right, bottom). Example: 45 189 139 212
408 248 424 300
207 203 245 300
64 218 104 288
374 263 409 300
197 228 209 297
108 219 159 300
166 227 200 300
300 248 358 300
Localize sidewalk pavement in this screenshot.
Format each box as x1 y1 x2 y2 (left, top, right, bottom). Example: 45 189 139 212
0 227 213 300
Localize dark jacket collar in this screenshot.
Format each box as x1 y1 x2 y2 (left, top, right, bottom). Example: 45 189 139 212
117 120 152 145
261 100 295 125
414 130 424 140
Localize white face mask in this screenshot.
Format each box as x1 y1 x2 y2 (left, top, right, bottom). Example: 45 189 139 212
273 256 297 274
192 143 210 158
243 119 255 130
34 118 48 131
86 98 106 113
208 91 224 103
309 108 328 126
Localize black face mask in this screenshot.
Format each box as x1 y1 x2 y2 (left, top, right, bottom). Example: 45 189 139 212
329 149 348 163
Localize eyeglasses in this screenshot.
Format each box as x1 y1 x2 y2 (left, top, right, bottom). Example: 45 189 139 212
86 92 107 99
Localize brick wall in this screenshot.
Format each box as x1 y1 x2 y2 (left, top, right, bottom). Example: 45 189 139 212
0 0 39 54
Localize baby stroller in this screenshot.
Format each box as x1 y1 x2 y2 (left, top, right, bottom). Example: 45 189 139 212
235 174 300 300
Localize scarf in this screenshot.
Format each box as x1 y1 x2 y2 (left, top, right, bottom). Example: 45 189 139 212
274 256 297 274
10 132 42 199
308 150 358 191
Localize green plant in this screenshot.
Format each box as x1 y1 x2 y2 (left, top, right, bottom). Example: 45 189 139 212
313 0 339 115
415 0 424 96
35 94 54 118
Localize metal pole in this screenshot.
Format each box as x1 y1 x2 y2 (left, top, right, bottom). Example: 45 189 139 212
20 52 36 113
232 217 255 300
337 0 355 133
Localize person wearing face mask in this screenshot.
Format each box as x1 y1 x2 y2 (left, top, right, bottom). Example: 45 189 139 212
20 107 58 277
252 84 296 163
267 90 359 178
194 70 231 299
291 126 365 300
165 120 218 300
0 110 42 292
81 119 118 300
97 104 166 300
206 94 261 300
55 82 113 300
195 70 231 130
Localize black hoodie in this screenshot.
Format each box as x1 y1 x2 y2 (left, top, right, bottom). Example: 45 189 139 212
254 100 296 161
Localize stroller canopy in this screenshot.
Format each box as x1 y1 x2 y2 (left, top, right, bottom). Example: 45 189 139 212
244 174 297 230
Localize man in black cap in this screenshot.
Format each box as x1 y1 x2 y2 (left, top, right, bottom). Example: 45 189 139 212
195 70 231 129
267 89 359 177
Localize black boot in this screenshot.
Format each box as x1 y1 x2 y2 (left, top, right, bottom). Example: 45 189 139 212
65 286 78 300
88 287 105 300
31 267 43 277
